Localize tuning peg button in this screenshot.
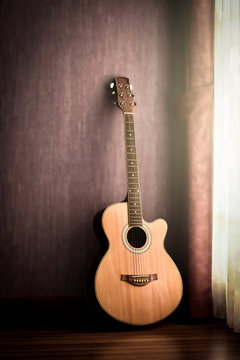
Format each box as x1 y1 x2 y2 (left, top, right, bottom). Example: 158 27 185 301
130 84 133 90
110 82 115 89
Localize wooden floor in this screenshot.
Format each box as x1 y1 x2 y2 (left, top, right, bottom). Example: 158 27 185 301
0 320 239 360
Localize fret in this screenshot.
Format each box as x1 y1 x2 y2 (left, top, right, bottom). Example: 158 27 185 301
125 124 135 130
126 140 135 145
127 154 137 159
128 180 139 184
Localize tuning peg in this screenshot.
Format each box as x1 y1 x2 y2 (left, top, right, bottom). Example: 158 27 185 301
110 82 115 89
112 91 116 95
134 101 137 106
113 101 117 105
130 84 133 90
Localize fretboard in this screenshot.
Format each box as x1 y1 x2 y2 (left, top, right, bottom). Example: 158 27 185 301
124 112 143 226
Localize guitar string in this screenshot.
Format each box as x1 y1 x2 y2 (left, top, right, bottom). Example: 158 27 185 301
133 114 139 276
126 113 136 276
127 113 146 277
127 114 148 278
134 112 141 277
130 113 138 276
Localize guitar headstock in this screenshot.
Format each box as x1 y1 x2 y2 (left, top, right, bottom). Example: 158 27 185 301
110 77 136 113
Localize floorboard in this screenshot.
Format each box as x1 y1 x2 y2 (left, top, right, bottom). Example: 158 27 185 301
0 320 239 360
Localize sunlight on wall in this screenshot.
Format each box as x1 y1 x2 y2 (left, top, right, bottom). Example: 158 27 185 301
212 0 240 332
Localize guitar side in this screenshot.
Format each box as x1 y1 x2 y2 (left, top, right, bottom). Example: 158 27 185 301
95 202 183 326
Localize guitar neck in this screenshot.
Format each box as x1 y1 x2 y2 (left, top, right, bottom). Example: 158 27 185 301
124 112 143 226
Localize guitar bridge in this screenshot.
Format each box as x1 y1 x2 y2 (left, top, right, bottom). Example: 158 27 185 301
121 273 158 286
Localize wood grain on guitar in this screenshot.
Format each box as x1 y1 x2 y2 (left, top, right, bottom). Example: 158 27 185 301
95 77 183 326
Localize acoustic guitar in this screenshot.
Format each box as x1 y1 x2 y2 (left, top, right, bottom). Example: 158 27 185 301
95 76 183 325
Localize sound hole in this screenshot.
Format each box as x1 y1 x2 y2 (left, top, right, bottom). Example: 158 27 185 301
127 227 147 249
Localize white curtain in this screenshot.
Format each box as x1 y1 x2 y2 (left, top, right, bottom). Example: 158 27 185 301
212 0 240 332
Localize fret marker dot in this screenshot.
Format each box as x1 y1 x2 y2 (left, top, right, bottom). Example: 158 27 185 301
131 162 133 165
130 148 132 151
137 190 139 192
129 190 131 192
132 174 134 177
134 203 136 205
134 211 137 213
129 134 132 136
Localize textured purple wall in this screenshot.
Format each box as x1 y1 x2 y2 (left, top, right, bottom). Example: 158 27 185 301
0 0 177 297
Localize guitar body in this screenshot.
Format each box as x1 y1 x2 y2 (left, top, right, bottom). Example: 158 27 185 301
95 202 183 326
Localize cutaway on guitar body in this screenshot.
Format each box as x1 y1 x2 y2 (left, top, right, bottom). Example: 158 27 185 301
95 202 183 326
